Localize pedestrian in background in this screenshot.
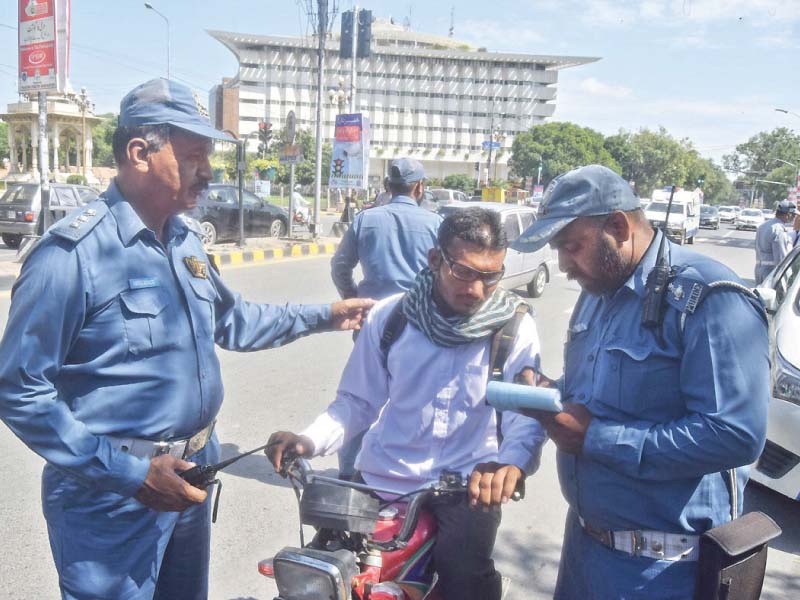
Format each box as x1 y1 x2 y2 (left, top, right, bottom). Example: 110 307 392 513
514 165 769 599
0 78 372 600
755 200 796 283
330 157 442 479
374 176 392 206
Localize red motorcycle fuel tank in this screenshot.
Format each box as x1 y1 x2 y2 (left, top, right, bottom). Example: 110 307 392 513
372 504 437 583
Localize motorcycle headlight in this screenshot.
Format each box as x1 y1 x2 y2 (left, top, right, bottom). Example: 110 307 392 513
273 547 357 600
774 349 800 406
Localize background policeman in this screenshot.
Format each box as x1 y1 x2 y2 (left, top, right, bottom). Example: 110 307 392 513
0 78 371 600
514 165 769 599
755 199 796 284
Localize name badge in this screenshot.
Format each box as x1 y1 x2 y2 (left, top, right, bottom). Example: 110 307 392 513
129 277 160 290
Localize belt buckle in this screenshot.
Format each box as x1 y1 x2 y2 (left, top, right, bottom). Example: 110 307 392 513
631 531 646 557
152 441 177 458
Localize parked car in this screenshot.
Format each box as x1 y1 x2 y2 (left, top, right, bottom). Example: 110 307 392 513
0 182 100 248
762 209 774 219
429 188 470 205
185 184 289 245
718 205 736 223
438 201 555 297
735 208 765 231
751 245 800 501
699 204 720 229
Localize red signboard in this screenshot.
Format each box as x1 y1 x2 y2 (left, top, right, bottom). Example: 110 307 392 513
18 0 69 92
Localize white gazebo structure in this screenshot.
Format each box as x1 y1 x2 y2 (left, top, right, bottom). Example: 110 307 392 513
2 89 101 185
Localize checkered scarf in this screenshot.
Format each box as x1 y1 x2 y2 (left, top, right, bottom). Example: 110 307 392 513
402 268 525 347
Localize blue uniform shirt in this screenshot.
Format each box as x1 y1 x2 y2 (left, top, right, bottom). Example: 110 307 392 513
558 231 769 534
331 195 442 299
0 181 332 499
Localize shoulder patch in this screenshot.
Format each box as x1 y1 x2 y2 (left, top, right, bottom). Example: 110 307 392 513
665 276 708 314
50 202 109 244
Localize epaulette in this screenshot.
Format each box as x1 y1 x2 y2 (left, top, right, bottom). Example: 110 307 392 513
50 201 109 243
664 275 709 315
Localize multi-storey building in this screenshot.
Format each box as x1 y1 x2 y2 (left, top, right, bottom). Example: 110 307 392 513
209 20 597 183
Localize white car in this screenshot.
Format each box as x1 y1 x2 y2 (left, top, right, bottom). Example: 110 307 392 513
751 245 800 501
718 206 736 223
438 201 556 297
428 188 470 205
735 208 765 231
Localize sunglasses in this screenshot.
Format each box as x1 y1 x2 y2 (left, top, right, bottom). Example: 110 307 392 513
440 250 505 286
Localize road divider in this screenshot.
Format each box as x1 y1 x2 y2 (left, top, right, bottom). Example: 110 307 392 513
209 240 338 269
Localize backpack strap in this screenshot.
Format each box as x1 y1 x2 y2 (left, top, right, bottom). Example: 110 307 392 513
489 303 530 381
380 297 408 369
489 303 530 446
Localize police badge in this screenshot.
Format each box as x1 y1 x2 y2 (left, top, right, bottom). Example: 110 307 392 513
184 256 208 279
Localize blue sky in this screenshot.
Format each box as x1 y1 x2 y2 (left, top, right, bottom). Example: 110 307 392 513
1 1 798 162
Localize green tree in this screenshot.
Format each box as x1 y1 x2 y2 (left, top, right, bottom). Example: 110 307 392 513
722 127 800 177
91 113 118 167
442 174 474 192
0 121 8 162
604 127 695 198
759 164 796 207
509 122 619 186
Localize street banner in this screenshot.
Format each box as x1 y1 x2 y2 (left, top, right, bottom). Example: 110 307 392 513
18 0 70 93
329 113 370 189
532 184 544 199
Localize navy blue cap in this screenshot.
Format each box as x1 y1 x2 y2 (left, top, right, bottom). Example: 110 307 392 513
513 165 640 252
388 158 425 185
119 78 234 142
776 200 797 214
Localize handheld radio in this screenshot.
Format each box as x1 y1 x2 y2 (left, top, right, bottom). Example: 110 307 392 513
641 185 676 328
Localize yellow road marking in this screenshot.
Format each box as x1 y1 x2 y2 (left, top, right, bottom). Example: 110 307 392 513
290 245 302 257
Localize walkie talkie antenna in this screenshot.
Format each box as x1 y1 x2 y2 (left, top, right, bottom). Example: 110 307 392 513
641 185 677 328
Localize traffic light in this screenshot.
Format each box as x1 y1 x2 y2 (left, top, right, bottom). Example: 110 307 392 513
258 121 272 144
474 162 480 172
339 9 372 58
697 175 705 186
356 10 372 58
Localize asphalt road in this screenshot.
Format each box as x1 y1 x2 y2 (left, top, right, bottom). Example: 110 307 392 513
0 224 797 599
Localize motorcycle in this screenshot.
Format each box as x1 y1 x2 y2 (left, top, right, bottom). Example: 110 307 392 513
258 458 518 600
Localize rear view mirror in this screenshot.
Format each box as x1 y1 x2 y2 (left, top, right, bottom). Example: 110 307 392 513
755 287 777 313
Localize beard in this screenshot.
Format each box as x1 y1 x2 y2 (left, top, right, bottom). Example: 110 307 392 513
580 236 631 295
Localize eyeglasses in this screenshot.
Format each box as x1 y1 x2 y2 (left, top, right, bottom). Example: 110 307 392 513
440 250 505 286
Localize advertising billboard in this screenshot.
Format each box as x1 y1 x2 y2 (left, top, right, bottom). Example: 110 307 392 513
18 0 70 93
329 113 370 189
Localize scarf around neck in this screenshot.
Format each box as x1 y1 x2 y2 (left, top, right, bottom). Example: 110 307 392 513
402 268 526 348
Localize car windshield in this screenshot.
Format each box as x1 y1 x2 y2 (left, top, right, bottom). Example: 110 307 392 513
648 201 683 213
742 209 762 217
700 206 717 214
1 184 38 204
432 190 450 200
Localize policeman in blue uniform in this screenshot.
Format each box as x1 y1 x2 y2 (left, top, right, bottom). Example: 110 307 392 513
514 165 769 599
0 78 372 600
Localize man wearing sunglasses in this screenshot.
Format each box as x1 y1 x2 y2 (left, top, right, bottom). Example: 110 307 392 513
331 157 443 479
269 208 546 600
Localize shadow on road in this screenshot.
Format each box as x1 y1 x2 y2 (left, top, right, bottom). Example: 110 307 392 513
745 483 799 556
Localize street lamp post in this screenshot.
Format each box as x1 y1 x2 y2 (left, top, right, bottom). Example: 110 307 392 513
144 3 170 79
775 108 800 120
74 87 92 180
328 77 350 115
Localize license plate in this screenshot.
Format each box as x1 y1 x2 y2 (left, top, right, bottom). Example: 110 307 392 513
6 210 15 219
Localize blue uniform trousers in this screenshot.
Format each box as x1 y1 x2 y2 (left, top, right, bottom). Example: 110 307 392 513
554 510 697 600
43 439 220 600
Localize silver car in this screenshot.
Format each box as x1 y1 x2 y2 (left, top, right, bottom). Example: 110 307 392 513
752 245 800 501
438 201 556 297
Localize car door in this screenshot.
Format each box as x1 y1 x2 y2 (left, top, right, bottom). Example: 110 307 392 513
50 186 80 225
243 190 268 237
518 209 549 273
207 186 238 240
500 211 527 290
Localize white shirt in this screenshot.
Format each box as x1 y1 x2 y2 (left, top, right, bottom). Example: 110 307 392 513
302 294 547 494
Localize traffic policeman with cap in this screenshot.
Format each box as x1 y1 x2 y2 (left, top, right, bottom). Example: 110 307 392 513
755 199 796 284
0 78 372 600
513 165 769 598
330 157 442 478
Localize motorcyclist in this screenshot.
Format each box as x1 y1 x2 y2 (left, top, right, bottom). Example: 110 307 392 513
268 208 546 600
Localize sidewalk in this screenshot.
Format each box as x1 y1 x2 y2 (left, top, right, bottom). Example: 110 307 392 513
0 236 340 292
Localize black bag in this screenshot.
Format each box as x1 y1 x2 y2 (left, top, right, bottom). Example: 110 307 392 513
694 472 781 600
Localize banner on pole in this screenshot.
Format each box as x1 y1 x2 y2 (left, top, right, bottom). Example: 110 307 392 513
329 113 370 189
18 0 70 93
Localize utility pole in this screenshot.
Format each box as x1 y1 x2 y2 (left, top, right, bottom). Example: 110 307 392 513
313 0 328 240
485 97 495 186
350 5 358 113
38 92 50 232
